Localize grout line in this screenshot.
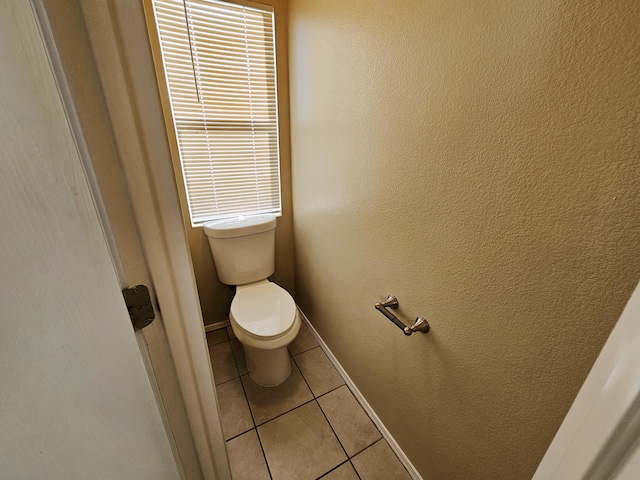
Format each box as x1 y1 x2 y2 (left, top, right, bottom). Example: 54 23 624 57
314 383 347 401
214 375 242 388
233 375 255 430
249 392 317 428
298 309 424 480
318 460 355 479
290 344 321 358
292 344 346 399
291 351 345 399
213 374 240 387
254 428 273 480
289 344 318 356
290 345 327 363
213 356 253 443
349 459 362 480
234 371 273 479
347 436 384 459
205 328 229 346
224 426 254 443
350 437 393 465
290 354 318 398
210 339 239 386
315 397 351 464
228 338 247 376
291 351 352 466
313 383 381 462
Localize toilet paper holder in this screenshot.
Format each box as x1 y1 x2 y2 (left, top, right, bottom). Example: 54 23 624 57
375 295 429 336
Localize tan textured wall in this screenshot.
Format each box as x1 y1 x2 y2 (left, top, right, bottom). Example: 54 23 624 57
288 1 640 479
173 0 295 325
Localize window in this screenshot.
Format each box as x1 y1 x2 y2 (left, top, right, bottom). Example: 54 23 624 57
149 0 282 225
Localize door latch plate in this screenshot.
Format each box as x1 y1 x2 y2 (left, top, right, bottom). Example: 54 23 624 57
123 285 155 330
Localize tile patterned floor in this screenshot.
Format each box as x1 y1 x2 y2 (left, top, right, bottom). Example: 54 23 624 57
207 322 412 480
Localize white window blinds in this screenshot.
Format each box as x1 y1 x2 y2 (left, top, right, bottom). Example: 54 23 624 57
151 0 282 225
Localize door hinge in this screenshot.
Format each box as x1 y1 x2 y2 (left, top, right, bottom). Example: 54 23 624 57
123 284 155 330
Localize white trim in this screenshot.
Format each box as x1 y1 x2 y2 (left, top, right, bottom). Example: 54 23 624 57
134 330 187 480
298 309 424 480
533 280 640 479
205 321 230 334
29 0 127 289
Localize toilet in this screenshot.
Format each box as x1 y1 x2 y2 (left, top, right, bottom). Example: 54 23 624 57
203 214 300 387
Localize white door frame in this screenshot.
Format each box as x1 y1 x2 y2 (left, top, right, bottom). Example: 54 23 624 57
37 1 231 478
534 279 640 479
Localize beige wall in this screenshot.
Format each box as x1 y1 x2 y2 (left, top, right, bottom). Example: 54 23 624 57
144 0 295 326
288 1 640 479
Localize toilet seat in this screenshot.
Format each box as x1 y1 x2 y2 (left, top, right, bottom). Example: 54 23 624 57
230 281 297 340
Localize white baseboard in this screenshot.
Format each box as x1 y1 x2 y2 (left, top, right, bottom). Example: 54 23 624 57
298 309 423 480
204 320 230 333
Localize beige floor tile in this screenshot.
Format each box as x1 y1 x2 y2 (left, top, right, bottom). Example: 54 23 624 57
351 439 411 480
226 429 270 480
209 342 239 385
288 321 319 355
294 347 344 397
318 385 381 456
319 462 359 479
242 362 313 425
258 402 347 480
216 378 253 440
206 328 228 346
230 338 248 375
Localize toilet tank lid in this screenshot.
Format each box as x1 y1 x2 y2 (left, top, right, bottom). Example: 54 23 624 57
203 214 276 239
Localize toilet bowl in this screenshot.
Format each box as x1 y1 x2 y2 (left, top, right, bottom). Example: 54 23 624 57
230 280 300 386
203 214 299 387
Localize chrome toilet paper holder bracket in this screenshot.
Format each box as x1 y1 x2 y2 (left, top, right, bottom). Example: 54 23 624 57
375 295 429 336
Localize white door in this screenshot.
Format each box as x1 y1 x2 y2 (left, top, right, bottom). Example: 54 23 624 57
533 279 640 479
0 2 180 479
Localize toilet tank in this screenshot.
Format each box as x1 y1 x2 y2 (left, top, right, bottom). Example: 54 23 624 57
203 214 277 286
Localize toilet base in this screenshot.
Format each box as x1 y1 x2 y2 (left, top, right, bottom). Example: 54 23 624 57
244 344 291 387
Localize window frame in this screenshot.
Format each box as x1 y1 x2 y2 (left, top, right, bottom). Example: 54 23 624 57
143 0 284 227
